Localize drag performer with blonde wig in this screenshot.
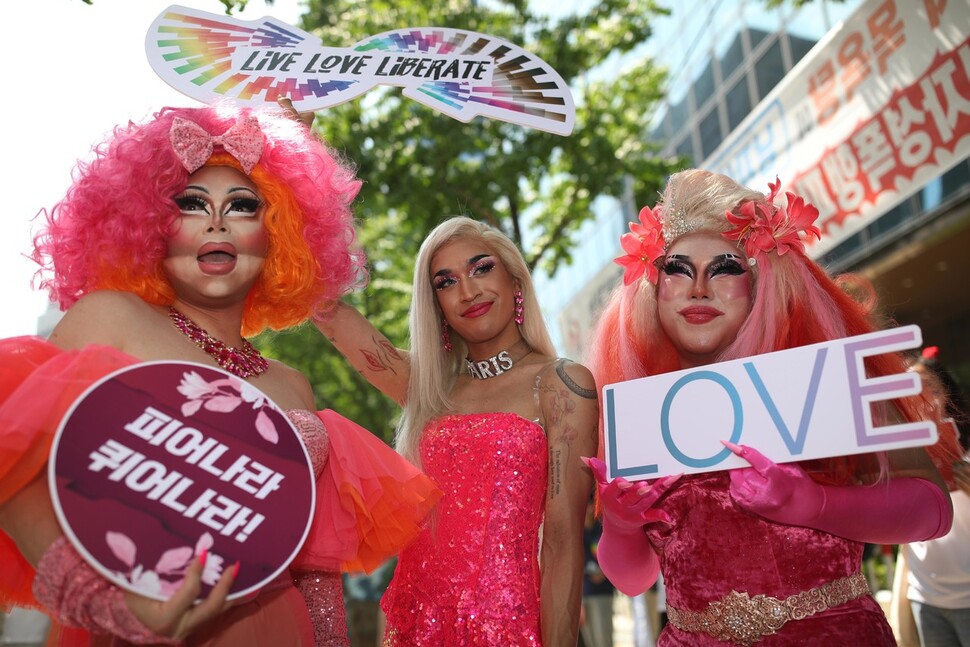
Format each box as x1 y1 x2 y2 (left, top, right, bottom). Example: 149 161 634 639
586 169 954 645
316 216 598 645
0 103 438 645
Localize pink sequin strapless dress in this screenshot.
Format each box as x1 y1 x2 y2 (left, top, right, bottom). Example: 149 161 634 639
649 472 895 646
382 412 548 646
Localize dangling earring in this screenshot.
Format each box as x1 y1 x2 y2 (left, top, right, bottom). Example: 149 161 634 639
441 316 453 352
514 289 525 326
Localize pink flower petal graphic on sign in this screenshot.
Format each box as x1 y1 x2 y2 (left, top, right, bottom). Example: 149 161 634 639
195 533 214 552
177 371 219 399
193 533 225 585
130 568 163 596
255 409 279 444
238 380 265 407
106 531 137 568
203 394 242 412
201 552 225 585
155 546 194 575
181 398 204 417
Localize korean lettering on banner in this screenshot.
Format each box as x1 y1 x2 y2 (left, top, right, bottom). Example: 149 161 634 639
794 35 970 234
87 407 285 543
807 0 906 125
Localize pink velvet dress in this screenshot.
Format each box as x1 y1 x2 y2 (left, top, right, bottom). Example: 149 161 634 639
381 412 548 646
648 472 895 646
0 337 440 647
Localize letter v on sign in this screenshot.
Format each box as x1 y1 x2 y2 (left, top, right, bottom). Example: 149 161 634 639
742 347 828 456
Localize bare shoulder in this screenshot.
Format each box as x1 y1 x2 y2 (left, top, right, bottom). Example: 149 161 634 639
260 358 316 410
50 290 157 350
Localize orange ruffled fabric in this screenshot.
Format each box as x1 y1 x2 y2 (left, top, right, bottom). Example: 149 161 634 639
294 410 442 574
0 336 138 611
0 336 439 613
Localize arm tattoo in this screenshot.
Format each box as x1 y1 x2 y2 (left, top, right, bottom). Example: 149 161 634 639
358 336 402 374
542 377 579 502
555 360 596 399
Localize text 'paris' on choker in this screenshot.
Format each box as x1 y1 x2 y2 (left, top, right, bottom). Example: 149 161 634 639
465 338 533 380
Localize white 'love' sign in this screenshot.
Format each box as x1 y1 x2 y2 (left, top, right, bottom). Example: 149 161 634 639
602 325 936 480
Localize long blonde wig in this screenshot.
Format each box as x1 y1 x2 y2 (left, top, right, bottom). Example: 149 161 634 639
395 216 556 464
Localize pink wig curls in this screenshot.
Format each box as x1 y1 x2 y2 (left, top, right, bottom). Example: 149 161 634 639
32 104 364 337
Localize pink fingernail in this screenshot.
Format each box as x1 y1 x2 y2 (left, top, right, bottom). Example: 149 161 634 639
232 561 241 578
722 440 744 454
198 548 208 567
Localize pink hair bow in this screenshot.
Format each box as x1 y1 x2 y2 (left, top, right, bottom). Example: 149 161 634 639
169 115 264 175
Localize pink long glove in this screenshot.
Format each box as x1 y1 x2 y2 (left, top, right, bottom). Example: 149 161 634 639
33 537 176 644
725 442 952 544
583 457 680 596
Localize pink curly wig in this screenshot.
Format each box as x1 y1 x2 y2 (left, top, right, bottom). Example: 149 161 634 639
588 169 944 484
32 104 364 336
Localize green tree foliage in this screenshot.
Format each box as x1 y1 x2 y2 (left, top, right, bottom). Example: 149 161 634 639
253 0 685 440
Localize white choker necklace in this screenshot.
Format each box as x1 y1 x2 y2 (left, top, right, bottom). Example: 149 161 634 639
464 339 532 380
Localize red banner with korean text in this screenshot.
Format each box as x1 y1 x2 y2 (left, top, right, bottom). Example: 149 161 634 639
705 0 970 256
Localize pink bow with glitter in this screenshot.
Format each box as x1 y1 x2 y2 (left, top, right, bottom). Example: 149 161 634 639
169 115 264 175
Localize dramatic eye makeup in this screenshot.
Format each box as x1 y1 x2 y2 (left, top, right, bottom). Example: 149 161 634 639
708 253 747 277
174 193 210 214
661 253 747 279
469 255 495 276
226 196 262 215
172 188 261 217
432 254 496 291
661 255 694 278
432 273 458 291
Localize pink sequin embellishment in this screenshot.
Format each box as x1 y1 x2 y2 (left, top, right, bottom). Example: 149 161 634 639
381 412 547 645
286 409 331 476
169 115 264 175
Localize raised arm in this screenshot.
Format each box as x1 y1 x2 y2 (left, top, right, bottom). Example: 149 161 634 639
536 360 598 646
313 301 411 405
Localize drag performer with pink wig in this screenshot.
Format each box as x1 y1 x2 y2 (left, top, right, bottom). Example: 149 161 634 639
586 169 954 645
0 104 438 645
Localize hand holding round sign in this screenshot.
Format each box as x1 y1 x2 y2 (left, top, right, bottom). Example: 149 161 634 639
49 361 315 601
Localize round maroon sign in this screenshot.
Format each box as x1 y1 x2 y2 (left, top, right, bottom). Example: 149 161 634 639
49 361 315 601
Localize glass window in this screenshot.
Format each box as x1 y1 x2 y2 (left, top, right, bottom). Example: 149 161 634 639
699 107 723 159
754 38 785 99
719 31 745 82
693 61 716 110
748 26 770 53
669 99 690 137
870 199 914 239
675 134 695 164
941 157 970 199
788 33 817 67
726 75 753 130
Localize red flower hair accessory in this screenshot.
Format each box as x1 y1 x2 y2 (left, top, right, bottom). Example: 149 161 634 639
723 178 821 261
615 205 665 285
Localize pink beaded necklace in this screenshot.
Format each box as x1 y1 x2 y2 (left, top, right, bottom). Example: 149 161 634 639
168 307 269 378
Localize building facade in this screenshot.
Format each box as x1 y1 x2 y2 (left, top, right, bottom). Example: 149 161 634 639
541 0 970 388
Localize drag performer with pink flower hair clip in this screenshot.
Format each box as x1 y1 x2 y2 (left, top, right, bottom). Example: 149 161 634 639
585 169 955 645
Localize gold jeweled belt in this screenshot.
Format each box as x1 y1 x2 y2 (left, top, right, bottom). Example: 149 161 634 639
666 571 870 646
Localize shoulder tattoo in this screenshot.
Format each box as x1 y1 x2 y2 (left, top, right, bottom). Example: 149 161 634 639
555 360 597 399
